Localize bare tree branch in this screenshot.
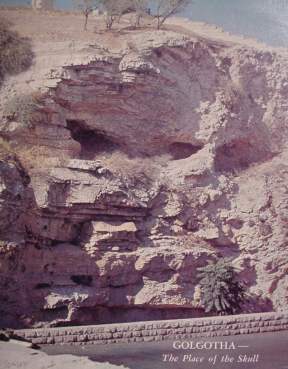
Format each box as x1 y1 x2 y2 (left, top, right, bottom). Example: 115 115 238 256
151 0 192 29
74 0 100 31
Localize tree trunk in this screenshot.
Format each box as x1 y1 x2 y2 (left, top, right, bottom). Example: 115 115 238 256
159 15 168 29
135 13 141 28
84 13 88 31
157 16 161 30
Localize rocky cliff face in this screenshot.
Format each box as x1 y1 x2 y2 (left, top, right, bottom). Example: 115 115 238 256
0 29 288 328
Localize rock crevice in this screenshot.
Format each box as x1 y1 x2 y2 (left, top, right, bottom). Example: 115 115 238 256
0 31 288 328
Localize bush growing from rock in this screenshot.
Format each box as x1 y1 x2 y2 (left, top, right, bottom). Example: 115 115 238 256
100 151 170 186
3 92 44 128
0 18 33 85
197 257 246 315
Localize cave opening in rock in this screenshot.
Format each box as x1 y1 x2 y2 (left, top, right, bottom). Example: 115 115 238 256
71 275 93 286
70 306 205 325
34 283 51 289
214 139 269 173
41 306 69 323
67 119 119 160
168 142 203 160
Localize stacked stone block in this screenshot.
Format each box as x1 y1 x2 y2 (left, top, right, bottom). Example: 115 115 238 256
16 312 288 346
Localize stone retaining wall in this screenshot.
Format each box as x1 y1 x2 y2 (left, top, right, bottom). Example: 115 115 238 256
16 312 288 346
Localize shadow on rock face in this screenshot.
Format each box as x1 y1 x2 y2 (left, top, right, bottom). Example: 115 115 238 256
66 119 120 160
168 142 203 160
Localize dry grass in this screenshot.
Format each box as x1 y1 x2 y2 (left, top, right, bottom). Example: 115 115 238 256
222 79 245 110
0 137 14 161
0 16 33 84
3 92 44 127
100 151 170 185
0 137 59 173
17 145 69 172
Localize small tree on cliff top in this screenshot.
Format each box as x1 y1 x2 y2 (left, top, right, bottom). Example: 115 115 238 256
197 257 246 315
101 0 135 29
100 0 149 29
74 0 101 30
133 0 149 27
101 0 121 29
151 0 192 29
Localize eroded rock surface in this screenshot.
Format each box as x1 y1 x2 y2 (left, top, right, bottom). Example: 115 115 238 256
0 29 287 328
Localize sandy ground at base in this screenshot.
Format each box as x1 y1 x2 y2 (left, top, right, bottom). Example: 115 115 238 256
0 341 128 369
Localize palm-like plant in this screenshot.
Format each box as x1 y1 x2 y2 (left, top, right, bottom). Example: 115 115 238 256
197 258 246 315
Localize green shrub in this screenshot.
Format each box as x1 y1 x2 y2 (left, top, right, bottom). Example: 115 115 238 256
3 93 43 128
0 17 33 84
197 257 246 315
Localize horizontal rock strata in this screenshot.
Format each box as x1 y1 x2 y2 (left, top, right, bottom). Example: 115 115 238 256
0 28 288 327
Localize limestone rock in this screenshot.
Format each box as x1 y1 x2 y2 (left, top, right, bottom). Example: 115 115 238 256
0 25 288 327
81 221 139 254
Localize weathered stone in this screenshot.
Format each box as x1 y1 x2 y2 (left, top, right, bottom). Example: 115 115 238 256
0 19 288 329
13 312 288 345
